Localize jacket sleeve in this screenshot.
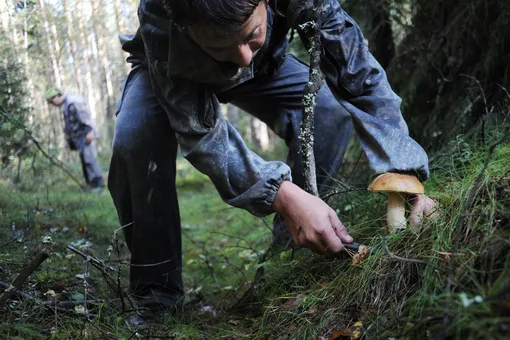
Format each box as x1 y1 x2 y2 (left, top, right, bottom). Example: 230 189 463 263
287 0 429 180
147 58 292 217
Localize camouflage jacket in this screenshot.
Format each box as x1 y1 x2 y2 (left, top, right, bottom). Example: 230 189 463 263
121 0 430 217
62 94 94 151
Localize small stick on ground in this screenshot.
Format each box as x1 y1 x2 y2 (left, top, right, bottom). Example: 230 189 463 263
0 248 52 308
66 244 122 300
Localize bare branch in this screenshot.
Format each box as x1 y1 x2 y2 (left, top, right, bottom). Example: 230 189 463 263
0 248 52 308
298 0 324 196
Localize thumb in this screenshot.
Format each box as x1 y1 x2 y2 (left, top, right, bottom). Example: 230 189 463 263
329 210 353 244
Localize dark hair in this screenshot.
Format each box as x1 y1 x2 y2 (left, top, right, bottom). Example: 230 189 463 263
163 0 265 34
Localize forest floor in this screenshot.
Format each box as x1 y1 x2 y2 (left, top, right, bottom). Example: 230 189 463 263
0 126 509 339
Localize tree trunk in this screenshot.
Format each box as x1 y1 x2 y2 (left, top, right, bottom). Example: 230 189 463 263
367 0 395 69
63 0 84 93
113 0 131 75
90 0 115 139
47 2 66 86
21 0 35 119
76 0 98 122
1 0 10 33
126 0 140 33
250 117 270 151
38 0 63 89
387 0 510 148
225 104 241 130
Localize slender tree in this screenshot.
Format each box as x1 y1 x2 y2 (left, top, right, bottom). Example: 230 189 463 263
38 0 63 89
90 0 116 136
63 0 84 93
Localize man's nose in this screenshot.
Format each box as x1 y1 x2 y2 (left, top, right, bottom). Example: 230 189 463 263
232 44 253 67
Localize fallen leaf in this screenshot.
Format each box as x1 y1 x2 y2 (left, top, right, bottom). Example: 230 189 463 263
42 235 53 244
331 321 363 340
351 321 363 339
74 305 85 314
71 293 85 302
77 226 87 234
44 290 56 297
330 329 352 340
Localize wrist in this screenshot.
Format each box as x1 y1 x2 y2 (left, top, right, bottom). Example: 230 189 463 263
272 180 294 215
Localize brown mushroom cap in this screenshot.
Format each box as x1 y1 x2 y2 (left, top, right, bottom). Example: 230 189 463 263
368 173 424 194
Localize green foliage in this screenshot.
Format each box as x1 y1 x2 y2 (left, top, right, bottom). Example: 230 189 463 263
250 128 510 339
0 124 508 339
0 33 32 168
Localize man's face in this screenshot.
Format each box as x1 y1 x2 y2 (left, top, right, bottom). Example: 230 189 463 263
47 95 64 106
188 2 267 67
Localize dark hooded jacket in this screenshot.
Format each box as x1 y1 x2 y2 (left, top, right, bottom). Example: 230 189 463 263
118 0 430 217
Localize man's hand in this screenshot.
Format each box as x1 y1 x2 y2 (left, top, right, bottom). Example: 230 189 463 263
408 193 440 228
86 131 94 143
273 181 353 255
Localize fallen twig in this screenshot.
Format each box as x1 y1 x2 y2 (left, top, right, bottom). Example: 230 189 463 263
0 280 104 308
66 244 124 306
0 248 52 308
66 245 117 273
322 187 367 202
0 280 34 300
383 243 446 273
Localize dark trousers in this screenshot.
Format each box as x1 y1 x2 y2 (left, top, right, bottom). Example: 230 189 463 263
79 141 104 189
108 54 352 298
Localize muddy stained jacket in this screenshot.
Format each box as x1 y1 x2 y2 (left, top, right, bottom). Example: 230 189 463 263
120 0 430 217
62 94 94 151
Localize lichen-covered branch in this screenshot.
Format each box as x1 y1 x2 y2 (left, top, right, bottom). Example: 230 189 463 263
298 0 324 197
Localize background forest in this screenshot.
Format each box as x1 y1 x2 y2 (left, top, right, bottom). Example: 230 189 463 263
0 0 509 339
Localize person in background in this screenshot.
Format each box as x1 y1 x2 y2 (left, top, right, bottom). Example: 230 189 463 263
45 87 105 191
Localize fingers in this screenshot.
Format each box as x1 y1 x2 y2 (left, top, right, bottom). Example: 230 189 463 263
423 197 441 219
303 212 347 255
329 210 353 244
409 197 423 227
281 195 353 255
318 224 344 253
291 223 344 255
409 194 440 227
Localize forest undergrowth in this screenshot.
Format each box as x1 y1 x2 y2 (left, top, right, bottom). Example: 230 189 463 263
0 120 509 339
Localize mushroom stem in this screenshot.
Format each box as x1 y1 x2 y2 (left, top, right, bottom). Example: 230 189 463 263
387 192 406 233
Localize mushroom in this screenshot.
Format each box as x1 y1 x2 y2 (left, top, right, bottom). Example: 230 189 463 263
368 173 424 233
